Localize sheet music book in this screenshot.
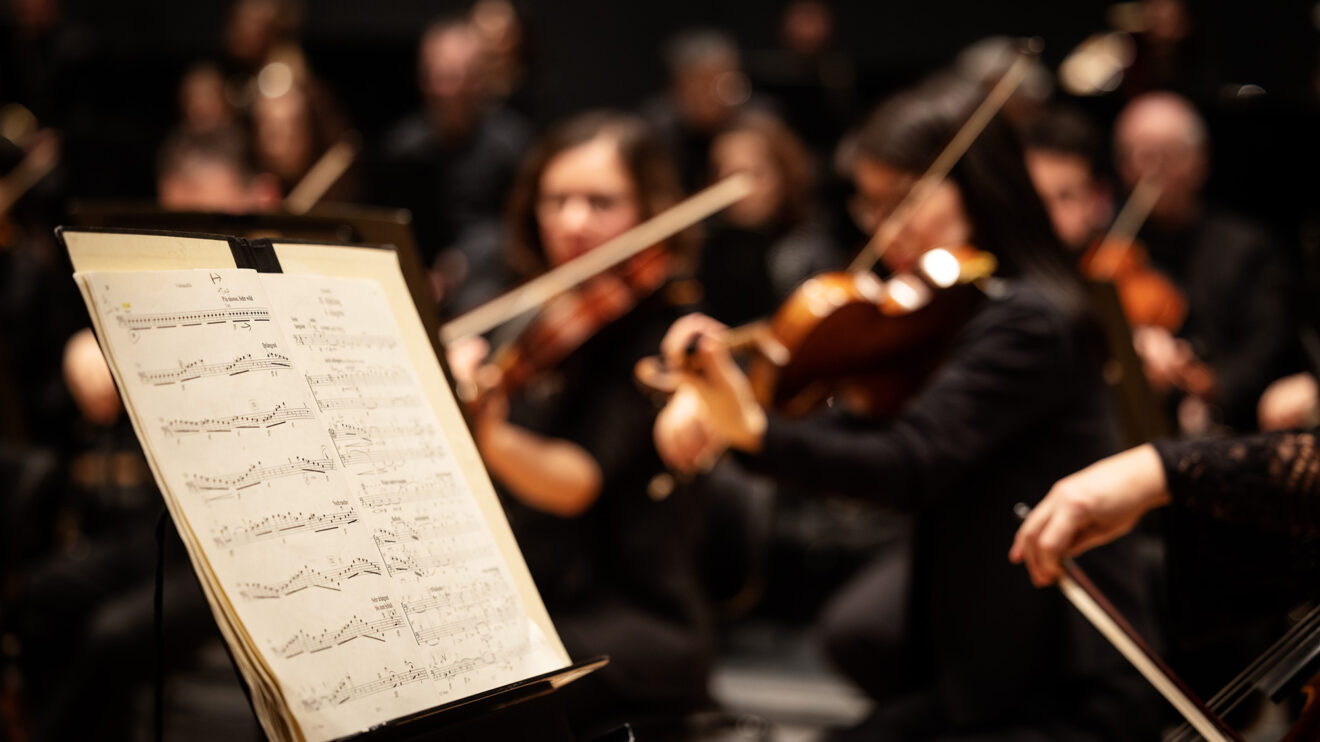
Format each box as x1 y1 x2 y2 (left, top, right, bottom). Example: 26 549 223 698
61 228 574 742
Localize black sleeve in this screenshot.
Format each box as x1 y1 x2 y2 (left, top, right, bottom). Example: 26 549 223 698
1153 429 1320 540
1208 236 1295 426
742 291 1081 510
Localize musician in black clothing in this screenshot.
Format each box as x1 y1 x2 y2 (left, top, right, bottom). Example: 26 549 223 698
697 110 842 326
1013 430 1320 587
375 17 532 316
652 75 1161 740
448 111 712 738
1114 92 1296 434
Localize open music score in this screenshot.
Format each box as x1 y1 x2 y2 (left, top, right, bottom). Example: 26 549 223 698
77 266 564 742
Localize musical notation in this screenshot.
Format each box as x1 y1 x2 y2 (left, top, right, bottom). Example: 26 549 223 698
292 333 397 350
139 352 291 386
161 402 315 435
212 507 358 548
375 542 494 578
327 421 436 444
338 446 440 471
116 306 270 331
185 453 335 498
237 557 383 600
401 579 516 646
305 368 408 388
299 654 514 712
357 476 458 509
271 607 406 659
300 662 431 712
314 395 418 412
432 652 504 682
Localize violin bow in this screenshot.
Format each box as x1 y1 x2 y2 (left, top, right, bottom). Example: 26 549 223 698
849 39 1041 274
1089 172 1163 281
1013 503 1242 742
440 172 753 344
284 133 360 215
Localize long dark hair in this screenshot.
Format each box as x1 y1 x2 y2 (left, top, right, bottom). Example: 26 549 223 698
855 73 1091 323
506 110 693 279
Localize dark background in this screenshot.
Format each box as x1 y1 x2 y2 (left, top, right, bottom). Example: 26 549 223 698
6 0 1320 226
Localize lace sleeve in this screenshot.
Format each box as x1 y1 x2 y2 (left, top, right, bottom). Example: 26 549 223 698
1152 430 1320 540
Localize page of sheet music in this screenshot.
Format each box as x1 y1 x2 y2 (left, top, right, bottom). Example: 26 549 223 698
80 268 562 742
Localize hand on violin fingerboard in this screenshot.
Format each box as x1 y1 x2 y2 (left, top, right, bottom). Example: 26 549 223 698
654 314 767 461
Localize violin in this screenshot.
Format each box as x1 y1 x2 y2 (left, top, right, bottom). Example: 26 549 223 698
635 43 1036 418
736 245 996 416
472 245 670 404
441 174 754 405
1080 173 1186 332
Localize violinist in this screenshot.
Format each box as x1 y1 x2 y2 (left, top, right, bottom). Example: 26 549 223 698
1113 92 1295 433
653 74 1161 741
1023 105 1110 256
697 110 843 326
447 111 713 736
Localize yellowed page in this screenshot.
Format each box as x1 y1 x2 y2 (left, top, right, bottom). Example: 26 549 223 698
78 267 564 742
273 243 565 659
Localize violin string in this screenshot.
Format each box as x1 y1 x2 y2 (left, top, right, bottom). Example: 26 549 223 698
1202 603 1320 714
1165 602 1320 742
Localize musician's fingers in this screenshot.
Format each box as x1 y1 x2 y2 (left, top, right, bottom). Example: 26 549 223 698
1010 497 1051 564
1032 502 1087 586
660 313 727 370
1012 501 1055 585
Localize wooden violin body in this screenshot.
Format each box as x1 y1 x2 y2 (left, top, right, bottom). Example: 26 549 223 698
1081 238 1186 332
744 245 997 417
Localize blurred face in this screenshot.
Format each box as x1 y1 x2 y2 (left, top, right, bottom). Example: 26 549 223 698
1026 149 1105 251
712 130 784 228
536 136 642 266
852 156 971 272
675 55 746 132
253 90 313 181
158 158 255 214
226 0 279 68
782 1 831 57
420 28 483 108
1114 97 1207 223
180 67 233 132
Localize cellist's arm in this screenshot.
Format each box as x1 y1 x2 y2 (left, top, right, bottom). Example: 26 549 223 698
1009 444 1169 586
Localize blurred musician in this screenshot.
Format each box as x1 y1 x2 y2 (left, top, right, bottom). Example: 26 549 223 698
1114 92 1295 433
642 28 768 193
652 74 1160 741
448 111 712 737
375 16 532 315
698 110 843 326
1023 105 1111 255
